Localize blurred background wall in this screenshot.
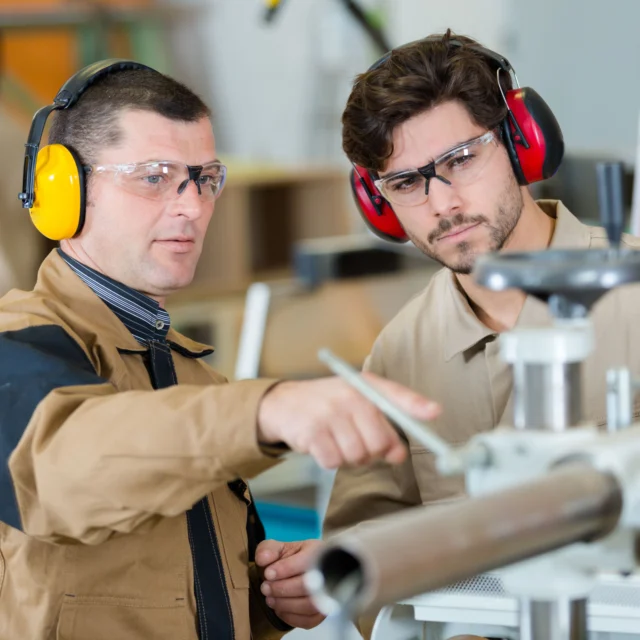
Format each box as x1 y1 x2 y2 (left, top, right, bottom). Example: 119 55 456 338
3 0 639 294
3 0 637 295
160 0 640 163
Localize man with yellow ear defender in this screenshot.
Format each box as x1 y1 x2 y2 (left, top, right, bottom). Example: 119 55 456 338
0 61 442 639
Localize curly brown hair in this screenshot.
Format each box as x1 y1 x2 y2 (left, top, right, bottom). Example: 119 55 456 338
342 30 511 172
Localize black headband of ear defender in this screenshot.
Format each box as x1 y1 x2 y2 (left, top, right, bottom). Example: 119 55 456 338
19 59 155 209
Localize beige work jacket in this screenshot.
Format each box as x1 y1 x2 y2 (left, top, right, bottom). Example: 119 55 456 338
0 250 289 640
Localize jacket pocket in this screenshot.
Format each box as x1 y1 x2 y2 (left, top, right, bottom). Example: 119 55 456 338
56 595 190 640
211 492 251 590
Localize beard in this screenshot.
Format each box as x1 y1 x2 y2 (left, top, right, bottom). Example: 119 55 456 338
407 173 524 275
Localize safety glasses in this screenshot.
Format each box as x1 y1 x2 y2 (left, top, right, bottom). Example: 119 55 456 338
84 160 227 202
374 131 499 207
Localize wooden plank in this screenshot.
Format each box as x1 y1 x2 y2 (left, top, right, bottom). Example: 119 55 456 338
192 184 252 290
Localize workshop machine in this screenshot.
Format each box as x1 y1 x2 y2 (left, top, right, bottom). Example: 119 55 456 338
306 162 640 640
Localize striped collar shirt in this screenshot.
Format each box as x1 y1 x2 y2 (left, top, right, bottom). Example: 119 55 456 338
57 248 171 346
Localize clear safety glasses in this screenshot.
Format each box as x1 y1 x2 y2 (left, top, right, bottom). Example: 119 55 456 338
374 130 499 207
84 160 227 202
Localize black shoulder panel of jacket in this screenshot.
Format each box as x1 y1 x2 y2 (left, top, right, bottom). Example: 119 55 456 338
0 324 107 530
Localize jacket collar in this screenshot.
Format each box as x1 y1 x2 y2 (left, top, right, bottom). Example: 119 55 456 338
36 250 213 358
443 200 591 361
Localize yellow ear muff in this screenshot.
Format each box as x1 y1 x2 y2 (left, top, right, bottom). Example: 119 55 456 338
30 143 85 240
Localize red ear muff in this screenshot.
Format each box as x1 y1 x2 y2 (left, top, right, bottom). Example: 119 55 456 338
503 86 564 185
349 166 408 243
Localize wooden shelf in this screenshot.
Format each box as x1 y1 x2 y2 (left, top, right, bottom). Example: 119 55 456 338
167 268 434 382
169 268 291 303
189 162 354 293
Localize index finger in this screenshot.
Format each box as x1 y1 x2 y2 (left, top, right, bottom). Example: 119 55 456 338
362 371 441 421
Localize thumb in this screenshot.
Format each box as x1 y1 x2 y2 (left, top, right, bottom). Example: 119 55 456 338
255 539 286 567
362 372 441 421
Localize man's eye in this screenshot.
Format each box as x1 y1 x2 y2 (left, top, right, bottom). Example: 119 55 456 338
143 175 165 185
389 176 420 192
447 154 475 170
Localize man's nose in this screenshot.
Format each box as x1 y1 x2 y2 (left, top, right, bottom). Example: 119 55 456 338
171 180 209 218
426 174 463 218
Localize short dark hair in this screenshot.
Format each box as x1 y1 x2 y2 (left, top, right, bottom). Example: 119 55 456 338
342 30 512 172
48 68 211 164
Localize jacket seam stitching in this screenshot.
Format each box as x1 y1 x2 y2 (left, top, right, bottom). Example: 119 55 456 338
203 499 234 640
187 514 209 640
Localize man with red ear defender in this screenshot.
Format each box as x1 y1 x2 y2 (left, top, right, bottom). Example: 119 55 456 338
323 29 640 638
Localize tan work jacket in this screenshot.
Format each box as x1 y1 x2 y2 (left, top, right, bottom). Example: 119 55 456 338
325 201 640 532
0 250 289 639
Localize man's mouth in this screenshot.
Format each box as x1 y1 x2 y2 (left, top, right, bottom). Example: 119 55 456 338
437 221 482 243
154 237 196 253
158 236 194 242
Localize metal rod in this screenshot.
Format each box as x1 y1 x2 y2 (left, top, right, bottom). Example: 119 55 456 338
306 463 622 617
513 362 583 431
519 598 588 640
512 339 587 638
318 348 453 458
341 0 392 55
607 368 633 431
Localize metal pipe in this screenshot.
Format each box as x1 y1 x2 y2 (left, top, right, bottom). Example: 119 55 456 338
306 464 622 617
511 344 586 638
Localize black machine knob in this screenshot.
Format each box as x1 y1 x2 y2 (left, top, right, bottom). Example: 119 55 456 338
472 160 640 318
596 161 626 250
